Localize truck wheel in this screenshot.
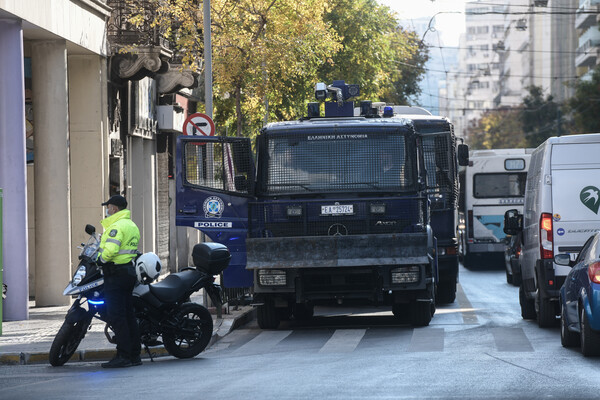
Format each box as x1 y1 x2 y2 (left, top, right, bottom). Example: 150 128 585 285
519 284 536 320
536 273 558 327
257 298 280 329
409 300 432 327
560 302 579 348
437 279 456 304
580 306 600 357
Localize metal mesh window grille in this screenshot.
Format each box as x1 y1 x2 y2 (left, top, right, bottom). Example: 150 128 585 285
264 131 413 195
421 131 459 206
184 141 251 194
248 197 427 238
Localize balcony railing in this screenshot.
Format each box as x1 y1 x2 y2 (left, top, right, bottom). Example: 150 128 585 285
107 0 171 51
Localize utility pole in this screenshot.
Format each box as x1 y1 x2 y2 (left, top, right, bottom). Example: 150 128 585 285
203 0 212 119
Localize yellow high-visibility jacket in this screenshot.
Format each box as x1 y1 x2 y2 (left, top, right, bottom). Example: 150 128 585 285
98 209 140 265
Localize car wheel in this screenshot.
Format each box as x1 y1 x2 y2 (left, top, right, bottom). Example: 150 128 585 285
560 302 579 348
536 272 558 328
580 306 600 357
519 284 536 320
506 269 513 285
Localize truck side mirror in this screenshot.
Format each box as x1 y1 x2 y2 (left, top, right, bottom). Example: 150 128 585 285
503 209 522 235
457 144 469 166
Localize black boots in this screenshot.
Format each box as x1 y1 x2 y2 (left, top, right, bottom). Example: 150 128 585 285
101 355 132 368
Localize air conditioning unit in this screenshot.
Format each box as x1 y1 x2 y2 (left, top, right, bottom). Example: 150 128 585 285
157 105 186 133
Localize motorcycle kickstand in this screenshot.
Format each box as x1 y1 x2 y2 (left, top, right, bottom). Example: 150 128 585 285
143 344 155 362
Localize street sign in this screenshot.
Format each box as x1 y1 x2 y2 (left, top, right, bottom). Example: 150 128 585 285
182 112 216 136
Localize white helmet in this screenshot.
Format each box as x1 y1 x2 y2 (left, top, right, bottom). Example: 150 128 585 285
135 252 162 284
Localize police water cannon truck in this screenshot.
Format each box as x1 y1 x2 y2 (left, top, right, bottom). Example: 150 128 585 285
176 80 451 328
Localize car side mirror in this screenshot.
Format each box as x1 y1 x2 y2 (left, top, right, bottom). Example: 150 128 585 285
554 253 573 267
503 209 522 235
85 224 96 235
457 144 469 166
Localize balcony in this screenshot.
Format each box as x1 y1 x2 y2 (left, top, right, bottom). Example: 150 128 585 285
576 39 600 68
107 0 173 81
576 2 598 30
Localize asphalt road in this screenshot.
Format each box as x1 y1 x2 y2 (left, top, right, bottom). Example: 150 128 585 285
2 263 599 400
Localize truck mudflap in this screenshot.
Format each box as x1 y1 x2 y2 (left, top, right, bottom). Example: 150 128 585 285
246 233 431 269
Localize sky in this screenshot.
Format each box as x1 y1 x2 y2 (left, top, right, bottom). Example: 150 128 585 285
378 0 467 46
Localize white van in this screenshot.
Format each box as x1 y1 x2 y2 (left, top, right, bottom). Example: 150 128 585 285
461 148 532 268
519 133 600 327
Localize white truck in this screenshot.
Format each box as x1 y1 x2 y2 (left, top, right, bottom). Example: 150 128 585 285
515 134 600 327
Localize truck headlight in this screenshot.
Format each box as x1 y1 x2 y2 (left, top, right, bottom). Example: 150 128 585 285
258 269 287 286
391 266 420 284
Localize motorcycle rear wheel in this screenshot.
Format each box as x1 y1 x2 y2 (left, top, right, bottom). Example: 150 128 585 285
49 318 91 366
163 303 213 359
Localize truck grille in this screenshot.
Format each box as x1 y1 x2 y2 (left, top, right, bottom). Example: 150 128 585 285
248 197 427 238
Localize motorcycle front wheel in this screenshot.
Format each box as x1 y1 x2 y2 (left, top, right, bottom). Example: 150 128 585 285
49 318 91 366
163 303 213 359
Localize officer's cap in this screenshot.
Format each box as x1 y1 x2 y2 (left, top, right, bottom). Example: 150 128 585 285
101 195 128 209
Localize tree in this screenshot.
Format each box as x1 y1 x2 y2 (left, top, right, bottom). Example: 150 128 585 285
318 0 427 104
467 108 526 150
520 85 562 148
567 67 600 134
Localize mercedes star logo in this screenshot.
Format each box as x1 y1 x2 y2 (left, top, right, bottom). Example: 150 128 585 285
328 223 348 236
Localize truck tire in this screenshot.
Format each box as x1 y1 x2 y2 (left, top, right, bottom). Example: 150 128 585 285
519 284 536 320
536 272 558 328
409 300 432 327
437 279 456 304
257 298 280 329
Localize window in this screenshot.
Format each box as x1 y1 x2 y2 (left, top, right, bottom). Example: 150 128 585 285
473 173 527 198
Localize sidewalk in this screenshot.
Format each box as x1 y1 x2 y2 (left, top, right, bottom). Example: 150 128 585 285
0 297 255 366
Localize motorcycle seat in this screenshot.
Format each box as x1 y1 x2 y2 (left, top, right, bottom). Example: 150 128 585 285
149 269 203 304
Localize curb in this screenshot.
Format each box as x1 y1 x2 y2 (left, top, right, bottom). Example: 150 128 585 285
0 307 255 366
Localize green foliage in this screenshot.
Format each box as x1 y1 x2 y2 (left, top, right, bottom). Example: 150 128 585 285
129 0 428 138
567 67 600 134
520 85 563 147
318 0 427 104
467 108 526 150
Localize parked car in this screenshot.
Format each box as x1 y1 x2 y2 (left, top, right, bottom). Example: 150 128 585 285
504 232 522 286
556 232 600 357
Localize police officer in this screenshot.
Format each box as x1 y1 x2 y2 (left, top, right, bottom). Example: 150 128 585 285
98 195 141 368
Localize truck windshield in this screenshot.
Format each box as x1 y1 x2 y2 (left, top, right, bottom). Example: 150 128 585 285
263 131 414 195
473 173 526 198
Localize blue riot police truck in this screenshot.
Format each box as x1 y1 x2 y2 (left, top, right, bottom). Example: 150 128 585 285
393 110 467 304
176 81 438 328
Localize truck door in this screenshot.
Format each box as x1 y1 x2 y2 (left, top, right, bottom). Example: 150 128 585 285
176 136 254 287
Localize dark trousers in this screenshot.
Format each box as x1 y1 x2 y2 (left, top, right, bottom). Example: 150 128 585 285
104 265 141 360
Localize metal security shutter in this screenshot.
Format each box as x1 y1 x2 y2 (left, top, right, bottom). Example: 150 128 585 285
156 135 170 267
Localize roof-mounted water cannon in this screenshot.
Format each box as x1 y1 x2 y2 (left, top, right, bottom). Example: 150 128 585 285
309 80 360 118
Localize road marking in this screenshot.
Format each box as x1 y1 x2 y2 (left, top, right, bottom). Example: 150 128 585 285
456 282 479 324
490 327 534 352
407 328 444 352
319 329 366 353
234 330 292 354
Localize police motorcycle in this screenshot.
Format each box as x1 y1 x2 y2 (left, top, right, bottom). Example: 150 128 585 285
49 224 230 366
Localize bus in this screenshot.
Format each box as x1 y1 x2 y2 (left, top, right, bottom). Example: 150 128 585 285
460 148 533 268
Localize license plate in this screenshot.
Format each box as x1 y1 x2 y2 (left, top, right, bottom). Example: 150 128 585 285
321 204 354 215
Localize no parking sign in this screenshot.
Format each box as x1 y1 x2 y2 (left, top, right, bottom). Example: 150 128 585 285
182 113 216 136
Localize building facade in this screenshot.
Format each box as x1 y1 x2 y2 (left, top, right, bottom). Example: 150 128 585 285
0 0 200 321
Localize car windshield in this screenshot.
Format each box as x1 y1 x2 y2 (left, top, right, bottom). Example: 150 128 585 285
263 130 414 195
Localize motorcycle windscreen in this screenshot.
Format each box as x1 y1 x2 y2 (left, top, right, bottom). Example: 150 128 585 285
176 135 255 288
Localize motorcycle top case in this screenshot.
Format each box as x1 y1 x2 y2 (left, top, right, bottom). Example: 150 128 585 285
192 242 232 275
